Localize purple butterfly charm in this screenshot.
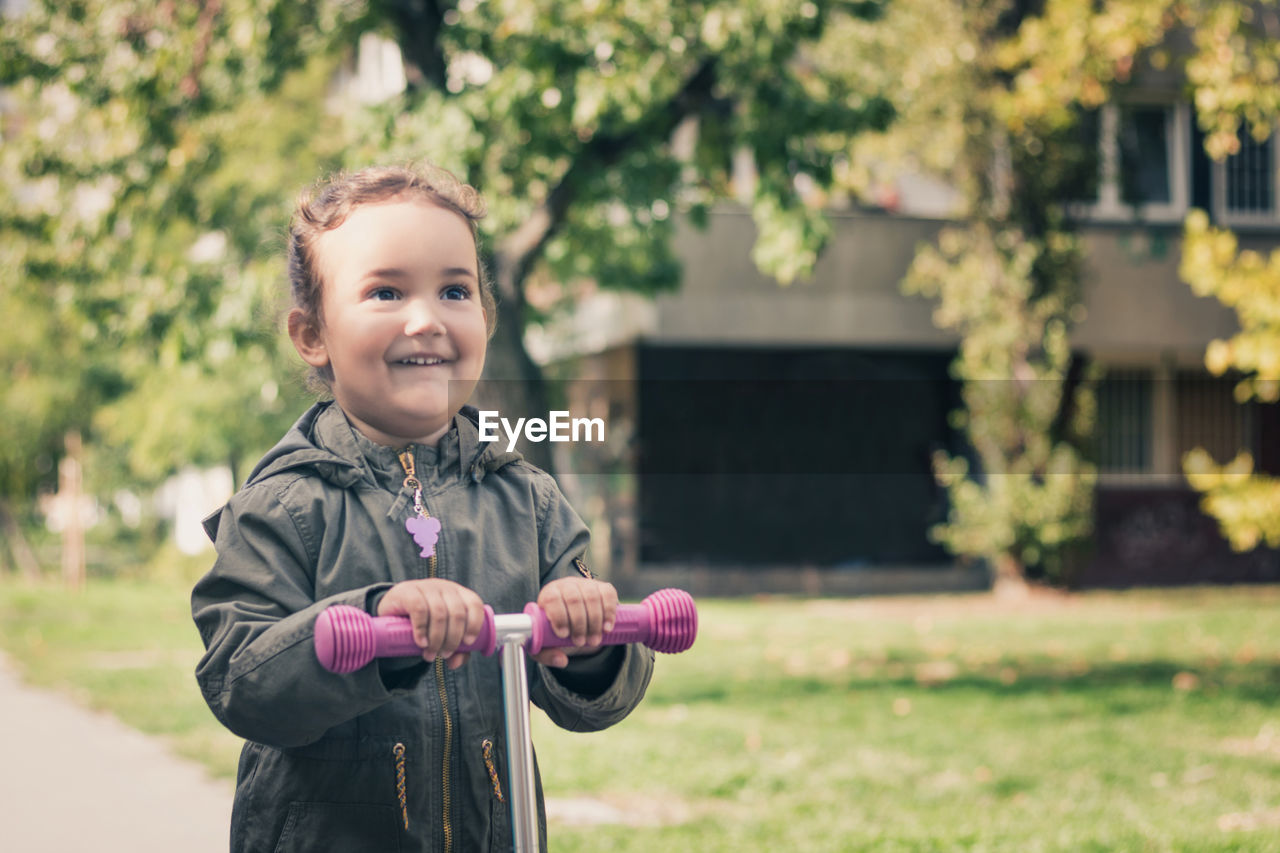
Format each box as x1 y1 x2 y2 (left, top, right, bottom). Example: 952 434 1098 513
405 516 442 558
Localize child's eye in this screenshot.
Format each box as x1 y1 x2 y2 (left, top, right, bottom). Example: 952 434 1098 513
369 287 400 301
441 284 471 301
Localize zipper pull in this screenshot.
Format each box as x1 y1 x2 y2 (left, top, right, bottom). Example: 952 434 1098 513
393 742 409 830
482 739 504 803
399 447 441 558
397 449 425 516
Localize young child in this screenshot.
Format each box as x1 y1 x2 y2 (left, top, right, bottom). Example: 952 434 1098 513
191 163 654 853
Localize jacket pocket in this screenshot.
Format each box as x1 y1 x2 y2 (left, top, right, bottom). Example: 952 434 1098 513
272 801 401 853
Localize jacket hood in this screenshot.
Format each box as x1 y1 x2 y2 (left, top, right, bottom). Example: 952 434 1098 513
202 402 523 543
243 402 523 490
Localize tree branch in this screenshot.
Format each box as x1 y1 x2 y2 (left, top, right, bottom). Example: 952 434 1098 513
495 56 721 300
384 0 451 90
181 0 223 99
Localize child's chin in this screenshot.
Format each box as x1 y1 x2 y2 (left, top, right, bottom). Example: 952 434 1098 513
407 409 455 431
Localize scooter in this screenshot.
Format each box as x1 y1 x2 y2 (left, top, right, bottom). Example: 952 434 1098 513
314 588 698 852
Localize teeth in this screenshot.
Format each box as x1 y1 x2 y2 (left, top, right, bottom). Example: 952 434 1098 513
399 356 445 366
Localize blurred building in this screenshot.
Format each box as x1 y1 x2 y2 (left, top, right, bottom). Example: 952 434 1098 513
541 98 1280 596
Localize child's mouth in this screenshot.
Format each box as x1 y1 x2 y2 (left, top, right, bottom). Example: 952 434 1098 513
395 356 449 366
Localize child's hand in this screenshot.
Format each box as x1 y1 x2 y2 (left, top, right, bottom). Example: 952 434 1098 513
531 577 619 668
377 579 486 670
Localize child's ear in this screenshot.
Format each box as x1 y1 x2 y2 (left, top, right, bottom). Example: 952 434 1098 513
288 309 329 368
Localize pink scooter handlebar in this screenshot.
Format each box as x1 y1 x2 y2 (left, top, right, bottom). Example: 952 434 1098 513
315 588 698 673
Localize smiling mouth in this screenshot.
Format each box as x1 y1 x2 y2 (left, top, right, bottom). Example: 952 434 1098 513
395 356 449 366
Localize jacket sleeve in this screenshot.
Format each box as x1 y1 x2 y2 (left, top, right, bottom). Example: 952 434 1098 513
525 469 655 733
191 480 422 748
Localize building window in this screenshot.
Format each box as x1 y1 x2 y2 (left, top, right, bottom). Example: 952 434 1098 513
1095 368 1154 478
1174 370 1258 465
1072 102 1189 223
1216 126 1278 227
1118 106 1174 205
1095 365 1260 485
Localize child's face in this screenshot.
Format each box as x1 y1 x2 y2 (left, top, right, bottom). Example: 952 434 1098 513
294 197 488 447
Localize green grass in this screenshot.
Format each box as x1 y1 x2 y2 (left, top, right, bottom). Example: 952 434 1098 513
3 580 1280 850
0 579 244 776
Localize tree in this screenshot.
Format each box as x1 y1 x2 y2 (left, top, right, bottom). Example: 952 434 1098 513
856 0 1105 594
1181 210 1280 551
1 1 896 564
0 1 362 575
341 0 895 470
0 2 360 498
860 0 1280 592
1174 2 1280 552
904 223 1096 595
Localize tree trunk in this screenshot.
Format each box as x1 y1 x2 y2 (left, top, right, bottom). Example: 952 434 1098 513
991 552 1030 600
59 430 86 589
477 255 557 475
0 499 42 582
466 58 721 480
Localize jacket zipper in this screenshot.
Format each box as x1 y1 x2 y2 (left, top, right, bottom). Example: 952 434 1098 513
398 449 454 853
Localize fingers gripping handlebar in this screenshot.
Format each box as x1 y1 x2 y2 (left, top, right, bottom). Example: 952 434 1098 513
313 587 696 853
315 588 698 673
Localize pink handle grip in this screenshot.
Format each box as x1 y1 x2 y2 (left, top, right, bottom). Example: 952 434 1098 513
315 588 697 673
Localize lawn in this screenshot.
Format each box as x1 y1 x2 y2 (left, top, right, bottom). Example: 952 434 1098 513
2 580 1280 851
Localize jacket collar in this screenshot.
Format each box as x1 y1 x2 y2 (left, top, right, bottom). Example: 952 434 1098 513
456 405 524 484
241 401 522 492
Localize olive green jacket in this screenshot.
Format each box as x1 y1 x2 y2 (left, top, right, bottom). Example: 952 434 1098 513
192 402 654 852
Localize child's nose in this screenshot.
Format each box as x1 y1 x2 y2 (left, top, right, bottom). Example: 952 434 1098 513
404 299 446 337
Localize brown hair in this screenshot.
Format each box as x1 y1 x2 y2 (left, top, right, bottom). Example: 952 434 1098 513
287 162 496 387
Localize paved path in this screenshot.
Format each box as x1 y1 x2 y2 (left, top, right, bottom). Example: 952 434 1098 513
0 655 233 852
